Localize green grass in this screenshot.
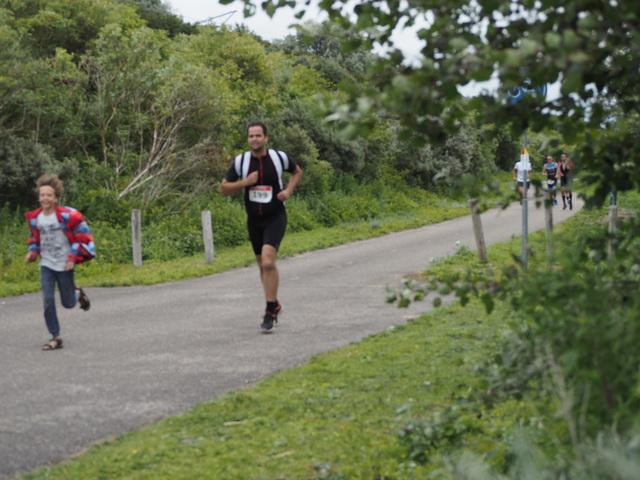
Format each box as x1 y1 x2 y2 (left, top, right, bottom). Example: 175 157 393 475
14 184 619 479
24 299 538 480
1 203 471 298
19 209 600 480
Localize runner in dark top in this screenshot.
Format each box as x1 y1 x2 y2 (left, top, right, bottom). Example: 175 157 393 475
559 152 574 210
220 121 303 331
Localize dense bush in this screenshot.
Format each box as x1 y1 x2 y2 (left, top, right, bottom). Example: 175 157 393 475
491 210 640 433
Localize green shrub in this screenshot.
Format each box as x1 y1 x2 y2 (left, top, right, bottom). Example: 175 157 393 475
397 405 477 464
207 197 248 249
90 221 132 264
286 197 320 232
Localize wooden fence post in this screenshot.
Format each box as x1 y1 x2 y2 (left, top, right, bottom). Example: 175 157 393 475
202 210 214 264
131 209 142 267
608 205 618 258
469 199 488 263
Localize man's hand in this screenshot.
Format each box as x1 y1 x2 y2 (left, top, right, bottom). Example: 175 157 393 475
25 251 38 263
277 189 292 201
63 260 75 271
244 171 259 187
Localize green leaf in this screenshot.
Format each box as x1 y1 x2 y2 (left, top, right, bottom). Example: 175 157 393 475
544 32 561 49
561 70 583 95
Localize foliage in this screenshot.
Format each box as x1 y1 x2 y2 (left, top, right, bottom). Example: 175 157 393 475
0 0 142 57
0 132 61 205
396 405 477 464
274 20 373 85
0 172 475 297
126 0 198 37
244 0 640 203
1 0 522 214
388 192 640 472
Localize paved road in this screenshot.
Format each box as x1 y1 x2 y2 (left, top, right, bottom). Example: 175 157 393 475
0 198 582 479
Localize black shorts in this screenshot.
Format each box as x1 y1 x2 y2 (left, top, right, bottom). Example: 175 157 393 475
247 211 288 255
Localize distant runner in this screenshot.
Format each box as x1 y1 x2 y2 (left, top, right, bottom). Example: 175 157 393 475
513 157 532 204
542 155 559 206
559 152 575 210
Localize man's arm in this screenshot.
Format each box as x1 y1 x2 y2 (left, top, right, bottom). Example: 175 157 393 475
277 166 303 202
220 171 259 196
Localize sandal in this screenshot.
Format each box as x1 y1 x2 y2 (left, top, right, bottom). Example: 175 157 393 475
42 337 63 350
77 288 90 311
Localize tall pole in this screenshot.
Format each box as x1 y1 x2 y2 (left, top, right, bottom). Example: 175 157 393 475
521 129 529 270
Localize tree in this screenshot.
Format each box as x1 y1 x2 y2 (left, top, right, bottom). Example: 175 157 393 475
0 0 143 57
0 131 77 206
274 20 373 85
127 0 198 37
85 24 233 203
229 0 640 201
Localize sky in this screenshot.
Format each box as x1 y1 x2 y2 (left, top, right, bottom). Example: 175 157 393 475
163 0 426 63
164 0 327 40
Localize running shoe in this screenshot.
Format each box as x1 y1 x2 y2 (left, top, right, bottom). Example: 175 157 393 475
261 311 277 331
77 288 91 311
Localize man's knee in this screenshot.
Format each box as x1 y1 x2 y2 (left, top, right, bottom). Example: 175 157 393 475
260 246 278 270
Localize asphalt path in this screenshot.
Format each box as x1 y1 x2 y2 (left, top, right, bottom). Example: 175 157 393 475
0 197 582 479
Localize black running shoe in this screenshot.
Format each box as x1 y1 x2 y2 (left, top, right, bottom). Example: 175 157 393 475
77 288 90 311
261 311 277 331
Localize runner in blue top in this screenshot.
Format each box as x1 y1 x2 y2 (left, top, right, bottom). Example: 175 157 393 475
542 155 559 206
220 121 303 331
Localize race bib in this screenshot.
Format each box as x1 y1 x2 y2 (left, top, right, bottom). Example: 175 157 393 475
249 186 273 203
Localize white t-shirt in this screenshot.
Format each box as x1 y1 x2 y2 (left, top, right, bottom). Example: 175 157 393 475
513 161 532 182
37 211 70 271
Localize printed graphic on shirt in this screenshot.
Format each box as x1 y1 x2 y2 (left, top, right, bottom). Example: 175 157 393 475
37 212 70 271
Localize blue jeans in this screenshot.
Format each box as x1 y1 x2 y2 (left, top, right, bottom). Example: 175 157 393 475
40 266 77 337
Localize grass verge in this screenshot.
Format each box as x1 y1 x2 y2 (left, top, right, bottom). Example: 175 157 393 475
2 204 472 297
20 210 591 479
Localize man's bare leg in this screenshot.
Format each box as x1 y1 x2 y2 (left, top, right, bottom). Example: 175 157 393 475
257 245 280 331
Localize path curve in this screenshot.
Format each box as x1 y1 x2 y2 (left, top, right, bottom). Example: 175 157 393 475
0 198 582 478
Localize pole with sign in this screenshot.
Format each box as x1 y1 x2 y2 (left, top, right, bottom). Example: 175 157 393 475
508 78 546 270
520 145 530 268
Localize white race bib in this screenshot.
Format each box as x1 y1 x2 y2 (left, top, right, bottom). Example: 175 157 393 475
248 186 273 203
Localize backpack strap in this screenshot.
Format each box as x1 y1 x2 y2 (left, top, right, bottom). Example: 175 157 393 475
234 151 252 180
234 150 289 190
268 149 289 189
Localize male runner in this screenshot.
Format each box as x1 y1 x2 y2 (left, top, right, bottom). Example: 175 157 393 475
220 121 302 331
512 157 532 204
542 155 559 206
559 152 575 210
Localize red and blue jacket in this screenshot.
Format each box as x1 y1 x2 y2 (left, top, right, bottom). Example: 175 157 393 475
25 206 96 264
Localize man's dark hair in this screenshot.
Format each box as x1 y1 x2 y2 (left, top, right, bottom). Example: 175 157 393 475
247 121 268 136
